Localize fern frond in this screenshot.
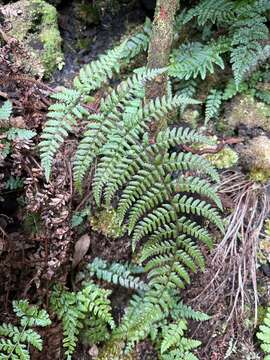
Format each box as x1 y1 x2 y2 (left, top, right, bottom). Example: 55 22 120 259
257 307 270 356
84 257 148 292
50 282 114 359
205 89 222 124
230 14 269 86
0 300 51 359
13 300 51 327
0 101 12 121
73 42 126 93
121 18 151 60
183 0 236 26
169 42 224 80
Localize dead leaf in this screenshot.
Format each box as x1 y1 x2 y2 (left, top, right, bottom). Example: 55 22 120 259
88 344 99 358
72 234 91 268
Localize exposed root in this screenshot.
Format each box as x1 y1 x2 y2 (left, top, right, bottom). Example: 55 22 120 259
192 170 270 325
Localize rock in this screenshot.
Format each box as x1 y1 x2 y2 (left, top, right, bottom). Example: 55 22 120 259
224 95 270 133
1 0 64 78
239 136 270 182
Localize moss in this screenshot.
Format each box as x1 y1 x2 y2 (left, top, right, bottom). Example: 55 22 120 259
90 208 127 239
240 136 270 183
74 2 100 25
206 146 238 169
225 95 270 132
3 0 64 78
97 340 134 360
181 108 200 128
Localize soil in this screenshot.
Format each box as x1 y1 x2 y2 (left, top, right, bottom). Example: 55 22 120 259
0 1 269 360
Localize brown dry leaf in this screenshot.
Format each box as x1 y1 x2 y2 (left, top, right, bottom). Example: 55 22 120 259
72 234 91 268
88 344 99 358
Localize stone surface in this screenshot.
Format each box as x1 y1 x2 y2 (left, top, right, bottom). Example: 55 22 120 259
224 95 270 132
239 135 270 182
1 0 64 78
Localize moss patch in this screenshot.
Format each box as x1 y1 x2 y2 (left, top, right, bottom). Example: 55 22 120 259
240 136 270 183
90 208 127 239
206 146 238 170
2 0 64 78
224 95 270 132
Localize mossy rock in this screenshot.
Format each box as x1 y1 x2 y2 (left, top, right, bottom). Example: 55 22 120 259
2 0 64 78
224 95 270 133
90 208 127 239
240 136 270 183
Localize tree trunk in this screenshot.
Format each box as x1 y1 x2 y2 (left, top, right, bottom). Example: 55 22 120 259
146 0 179 100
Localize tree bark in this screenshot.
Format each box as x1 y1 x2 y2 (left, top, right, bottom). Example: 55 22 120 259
146 0 179 100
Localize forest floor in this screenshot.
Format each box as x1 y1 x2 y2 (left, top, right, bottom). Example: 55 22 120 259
0 1 269 359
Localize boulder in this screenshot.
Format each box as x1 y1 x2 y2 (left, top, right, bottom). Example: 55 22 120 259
1 0 64 78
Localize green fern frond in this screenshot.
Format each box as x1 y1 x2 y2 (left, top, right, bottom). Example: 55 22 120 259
50 282 114 359
0 300 51 359
169 42 224 80
205 89 222 124
0 101 12 121
230 13 269 86
121 18 151 60
6 128 36 141
13 300 51 327
183 0 236 26
257 307 270 357
83 257 148 292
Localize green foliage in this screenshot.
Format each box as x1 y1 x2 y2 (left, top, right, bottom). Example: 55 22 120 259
160 320 201 359
230 10 269 86
0 101 12 121
50 282 114 359
5 176 24 191
257 307 270 359
81 257 148 292
169 42 224 80
205 89 222 124
40 28 151 181
0 300 51 359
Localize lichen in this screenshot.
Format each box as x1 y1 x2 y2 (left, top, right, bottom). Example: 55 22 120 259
90 208 127 239
225 95 270 132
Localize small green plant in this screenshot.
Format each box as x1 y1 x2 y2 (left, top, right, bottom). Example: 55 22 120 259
50 282 114 359
257 306 270 360
0 300 51 359
0 101 36 158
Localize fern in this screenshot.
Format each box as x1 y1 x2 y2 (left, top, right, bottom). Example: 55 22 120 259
81 257 148 292
0 300 51 359
257 307 270 359
169 42 224 80
40 26 152 181
230 5 269 86
50 282 114 359
160 320 201 359
0 101 12 121
183 0 236 26
205 89 222 124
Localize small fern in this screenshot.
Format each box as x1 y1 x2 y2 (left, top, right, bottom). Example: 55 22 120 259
230 11 269 86
0 101 12 121
81 257 148 292
160 320 201 359
0 300 51 359
205 89 222 124
169 42 224 80
50 282 114 359
257 307 270 359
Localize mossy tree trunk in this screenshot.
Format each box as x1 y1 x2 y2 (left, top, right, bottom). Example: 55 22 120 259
146 0 179 140
146 0 178 99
